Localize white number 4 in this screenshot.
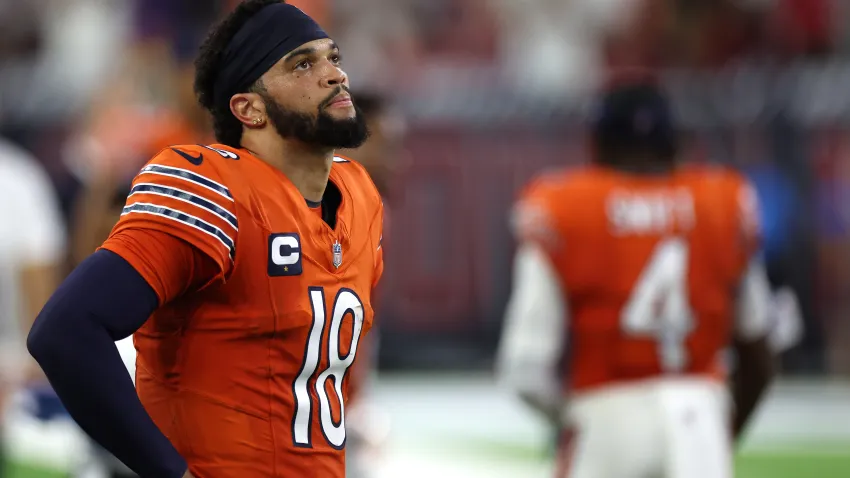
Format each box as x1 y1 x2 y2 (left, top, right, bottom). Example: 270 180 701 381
621 237 694 372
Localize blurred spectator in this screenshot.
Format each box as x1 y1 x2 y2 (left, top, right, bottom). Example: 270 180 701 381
0 136 66 428
412 0 498 60
0 0 130 133
64 71 210 264
64 0 217 264
491 0 613 98
672 0 768 67
0 0 131 228
491 0 673 98
770 0 833 58
132 0 226 60
331 0 419 91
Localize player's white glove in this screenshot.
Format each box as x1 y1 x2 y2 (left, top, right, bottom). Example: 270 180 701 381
768 287 803 353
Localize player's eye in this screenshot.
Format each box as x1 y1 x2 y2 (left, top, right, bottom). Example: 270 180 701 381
295 59 311 71
330 54 342 65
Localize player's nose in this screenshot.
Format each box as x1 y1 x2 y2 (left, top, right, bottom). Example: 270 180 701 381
320 64 347 88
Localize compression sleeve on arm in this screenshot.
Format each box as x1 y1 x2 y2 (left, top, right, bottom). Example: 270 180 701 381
27 249 187 478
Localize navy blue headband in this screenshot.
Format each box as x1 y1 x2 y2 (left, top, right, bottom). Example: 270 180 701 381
213 3 329 108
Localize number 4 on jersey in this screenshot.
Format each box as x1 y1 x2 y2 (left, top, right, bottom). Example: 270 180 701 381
621 237 694 372
292 287 364 449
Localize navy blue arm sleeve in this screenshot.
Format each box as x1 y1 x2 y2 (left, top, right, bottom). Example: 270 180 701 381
27 249 187 478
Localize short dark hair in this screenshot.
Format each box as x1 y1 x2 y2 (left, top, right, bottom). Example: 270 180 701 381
194 0 281 147
591 82 678 170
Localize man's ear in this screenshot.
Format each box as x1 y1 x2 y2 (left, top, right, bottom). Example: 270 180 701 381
230 92 267 128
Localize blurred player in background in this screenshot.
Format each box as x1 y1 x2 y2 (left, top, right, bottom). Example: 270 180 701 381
337 91 407 478
497 80 775 478
0 137 66 474
28 1 383 477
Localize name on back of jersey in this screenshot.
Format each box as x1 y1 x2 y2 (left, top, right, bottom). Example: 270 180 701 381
606 188 695 236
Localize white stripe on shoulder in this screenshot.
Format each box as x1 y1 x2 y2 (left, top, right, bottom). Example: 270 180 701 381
333 156 350 163
139 164 234 202
129 183 238 230
121 202 235 260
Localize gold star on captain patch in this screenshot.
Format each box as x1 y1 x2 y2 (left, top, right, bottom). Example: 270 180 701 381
284 266 289 272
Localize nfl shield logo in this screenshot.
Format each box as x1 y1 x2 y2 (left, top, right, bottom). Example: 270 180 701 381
332 241 343 269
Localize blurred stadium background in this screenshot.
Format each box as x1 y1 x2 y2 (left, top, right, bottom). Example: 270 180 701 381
1 0 849 476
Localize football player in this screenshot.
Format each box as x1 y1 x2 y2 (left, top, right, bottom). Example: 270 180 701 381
27 2 383 477
497 80 775 478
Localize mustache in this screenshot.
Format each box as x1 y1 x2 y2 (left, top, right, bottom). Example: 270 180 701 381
319 85 351 109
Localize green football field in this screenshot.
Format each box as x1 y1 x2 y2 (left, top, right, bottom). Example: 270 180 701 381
734 451 850 478
419 432 850 478
5 376 848 478
7 464 64 478
8 449 850 478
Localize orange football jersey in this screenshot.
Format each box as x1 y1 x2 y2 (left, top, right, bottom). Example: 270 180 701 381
102 144 383 477
513 164 759 392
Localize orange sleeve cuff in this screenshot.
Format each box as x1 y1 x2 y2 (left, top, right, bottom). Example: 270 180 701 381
100 229 220 305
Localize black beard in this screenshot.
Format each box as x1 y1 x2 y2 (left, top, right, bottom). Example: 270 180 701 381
262 90 370 149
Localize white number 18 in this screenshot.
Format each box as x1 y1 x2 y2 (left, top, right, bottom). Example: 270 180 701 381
292 287 364 449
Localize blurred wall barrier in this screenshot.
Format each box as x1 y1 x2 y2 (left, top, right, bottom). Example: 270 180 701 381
398 63 850 126
378 64 850 376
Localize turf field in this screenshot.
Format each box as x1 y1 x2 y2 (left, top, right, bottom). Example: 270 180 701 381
6 375 849 478
8 449 849 478
8 464 64 478
7 450 850 478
